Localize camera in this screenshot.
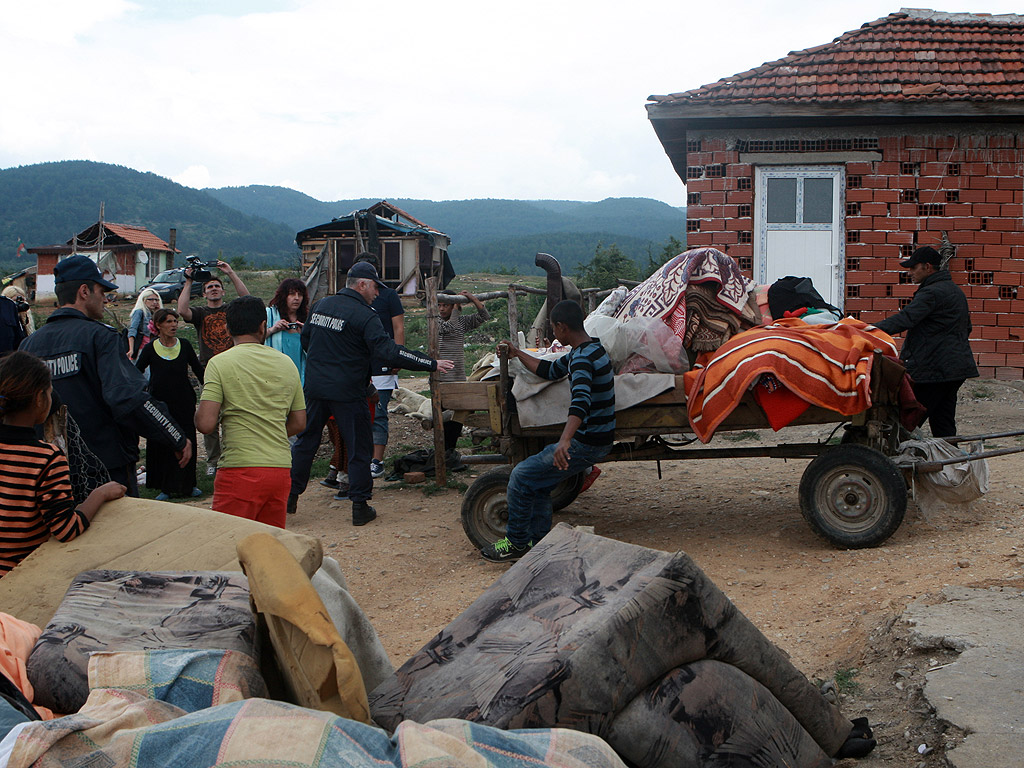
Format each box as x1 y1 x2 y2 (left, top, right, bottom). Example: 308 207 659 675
185 255 218 283
287 322 300 330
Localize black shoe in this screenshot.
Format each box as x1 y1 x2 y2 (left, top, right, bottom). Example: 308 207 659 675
352 501 377 526
333 481 350 501
286 494 298 515
319 477 340 489
480 537 532 562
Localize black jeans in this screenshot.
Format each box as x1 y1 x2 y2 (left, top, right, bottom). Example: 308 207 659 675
290 399 372 502
911 379 965 438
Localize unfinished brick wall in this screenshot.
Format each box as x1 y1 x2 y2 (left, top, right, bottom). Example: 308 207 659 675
684 133 1024 380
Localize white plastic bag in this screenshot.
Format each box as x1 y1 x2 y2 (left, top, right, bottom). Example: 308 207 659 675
894 437 989 506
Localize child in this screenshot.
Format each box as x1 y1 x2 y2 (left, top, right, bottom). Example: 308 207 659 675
0 351 125 575
481 300 614 562
438 291 490 454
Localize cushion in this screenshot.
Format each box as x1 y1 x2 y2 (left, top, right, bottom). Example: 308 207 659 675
27 570 256 714
0 497 322 628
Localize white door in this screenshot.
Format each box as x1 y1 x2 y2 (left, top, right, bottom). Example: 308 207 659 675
754 166 844 308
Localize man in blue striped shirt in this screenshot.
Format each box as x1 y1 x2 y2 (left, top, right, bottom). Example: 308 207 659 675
482 300 615 562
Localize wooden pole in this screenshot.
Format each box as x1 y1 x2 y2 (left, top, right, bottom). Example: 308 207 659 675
425 276 446 486
506 285 519 342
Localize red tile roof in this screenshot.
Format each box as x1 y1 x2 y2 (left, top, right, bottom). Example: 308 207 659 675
103 223 177 252
649 9 1024 106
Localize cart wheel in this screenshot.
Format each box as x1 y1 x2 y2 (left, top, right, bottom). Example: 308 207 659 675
551 471 585 512
461 467 586 549
799 444 906 549
462 466 513 549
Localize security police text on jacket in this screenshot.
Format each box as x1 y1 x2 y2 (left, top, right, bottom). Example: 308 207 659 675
875 267 978 384
22 307 188 472
301 286 437 402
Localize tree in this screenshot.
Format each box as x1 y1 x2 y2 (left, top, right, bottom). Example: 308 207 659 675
572 242 639 290
643 235 685 275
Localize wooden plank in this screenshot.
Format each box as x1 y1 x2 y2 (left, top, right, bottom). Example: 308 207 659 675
486 383 502 434
426 276 446 485
438 381 492 411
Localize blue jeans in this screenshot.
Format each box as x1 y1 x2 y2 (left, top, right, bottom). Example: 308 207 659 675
372 389 393 447
505 439 610 546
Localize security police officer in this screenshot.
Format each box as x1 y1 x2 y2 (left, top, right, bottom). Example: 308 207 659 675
288 261 453 525
22 255 193 495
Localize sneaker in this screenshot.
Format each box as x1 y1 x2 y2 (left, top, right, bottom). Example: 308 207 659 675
579 465 602 494
286 494 298 515
333 481 350 501
136 470 147 485
155 492 170 501
206 465 217 477
352 501 377 526
320 477 340 489
480 537 532 563
370 460 385 479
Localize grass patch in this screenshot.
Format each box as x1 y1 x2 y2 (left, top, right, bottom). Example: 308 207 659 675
972 385 994 399
832 667 861 695
421 478 469 496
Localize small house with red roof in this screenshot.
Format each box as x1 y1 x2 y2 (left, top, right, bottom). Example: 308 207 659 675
647 8 1024 379
30 222 179 298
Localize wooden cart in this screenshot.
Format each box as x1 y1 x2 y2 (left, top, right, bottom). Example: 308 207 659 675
440 351 917 551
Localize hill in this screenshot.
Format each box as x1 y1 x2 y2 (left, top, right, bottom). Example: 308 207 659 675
204 186 687 272
0 161 687 277
0 161 298 273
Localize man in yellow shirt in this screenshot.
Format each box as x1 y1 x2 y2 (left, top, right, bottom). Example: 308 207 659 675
196 296 306 528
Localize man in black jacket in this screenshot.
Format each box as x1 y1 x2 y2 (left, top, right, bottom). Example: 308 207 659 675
288 262 453 525
875 246 978 437
22 255 192 494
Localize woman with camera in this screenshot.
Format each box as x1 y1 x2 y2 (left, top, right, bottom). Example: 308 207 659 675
265 277 308 382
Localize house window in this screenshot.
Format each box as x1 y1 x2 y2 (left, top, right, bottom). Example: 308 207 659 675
705 164 726 178
918 203 945 217
847 175 862 189
687 219 701 232
738 204 751 218
737 255 753 271
847 231 860 243
947 163 961 176
846 285 860 298
846 202 861 216
999 286 1016 300
686 166 703 179
900 244 915 258
846 256 860 270
945 190 960 203
900 189 919 203
687 192 701 205
382 241 401 282
738 231 752 244
737 177 752 190
687 139 701 153
901 162 920 176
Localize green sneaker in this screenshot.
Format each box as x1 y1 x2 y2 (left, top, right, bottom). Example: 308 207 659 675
481 537 532 563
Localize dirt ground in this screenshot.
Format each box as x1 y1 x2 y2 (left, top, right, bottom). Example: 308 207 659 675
269 377 1021 766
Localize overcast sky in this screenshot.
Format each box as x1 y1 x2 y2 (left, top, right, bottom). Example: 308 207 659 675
2 1 1020 207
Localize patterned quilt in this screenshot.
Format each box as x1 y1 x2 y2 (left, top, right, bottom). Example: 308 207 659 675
683 317 899 443
9 649 624 768
613 247 759 352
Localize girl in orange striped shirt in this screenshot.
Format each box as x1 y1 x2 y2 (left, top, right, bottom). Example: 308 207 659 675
0 351 125 575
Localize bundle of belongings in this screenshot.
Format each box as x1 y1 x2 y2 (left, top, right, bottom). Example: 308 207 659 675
0 505 876 767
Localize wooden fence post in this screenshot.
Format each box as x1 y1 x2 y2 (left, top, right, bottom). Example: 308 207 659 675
506 286 518 342
425 276 446 486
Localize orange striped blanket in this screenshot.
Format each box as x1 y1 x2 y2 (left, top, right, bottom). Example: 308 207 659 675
683 318 898 443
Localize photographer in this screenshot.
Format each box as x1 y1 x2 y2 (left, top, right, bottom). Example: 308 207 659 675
265 277 308 383
177 259 250 475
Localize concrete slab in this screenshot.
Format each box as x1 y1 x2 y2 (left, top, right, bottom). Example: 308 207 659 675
904 586 1024 768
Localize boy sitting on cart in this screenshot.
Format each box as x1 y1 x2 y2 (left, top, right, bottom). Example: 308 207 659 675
481 300 615 562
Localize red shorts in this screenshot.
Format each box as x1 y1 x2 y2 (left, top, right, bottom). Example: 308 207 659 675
212 467 290 529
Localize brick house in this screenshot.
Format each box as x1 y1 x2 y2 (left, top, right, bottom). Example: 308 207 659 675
30 222 179 299
646 9 1024 379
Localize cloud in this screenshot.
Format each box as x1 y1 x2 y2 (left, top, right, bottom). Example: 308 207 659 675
172 165 212 189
